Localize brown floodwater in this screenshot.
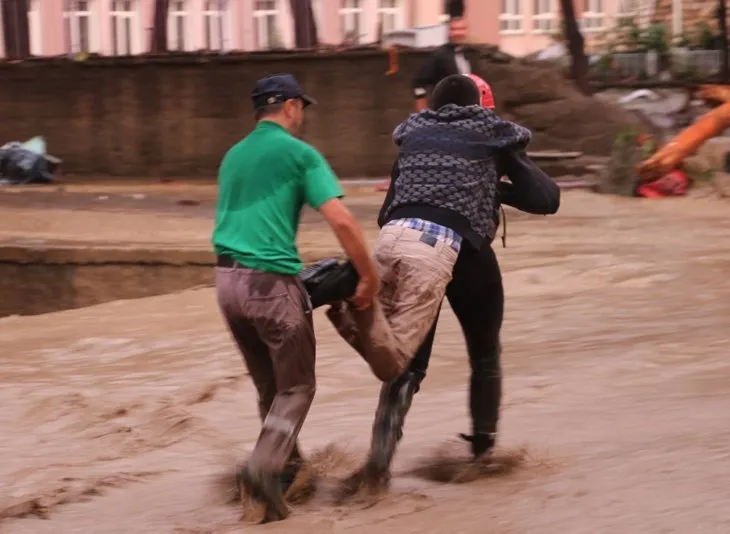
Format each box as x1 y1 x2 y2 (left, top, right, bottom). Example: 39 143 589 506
1 190 730 533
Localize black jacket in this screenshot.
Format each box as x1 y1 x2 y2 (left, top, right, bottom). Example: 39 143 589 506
412 43 474 100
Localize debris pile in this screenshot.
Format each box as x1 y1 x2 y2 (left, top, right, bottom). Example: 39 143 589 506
0 136 61 185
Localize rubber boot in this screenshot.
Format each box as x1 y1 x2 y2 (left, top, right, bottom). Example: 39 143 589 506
341 372 420 494
300 259 359 309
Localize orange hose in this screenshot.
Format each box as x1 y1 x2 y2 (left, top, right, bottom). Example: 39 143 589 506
385 45 399 76
637 102 730 180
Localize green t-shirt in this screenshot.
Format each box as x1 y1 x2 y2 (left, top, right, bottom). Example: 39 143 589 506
212 121 343 275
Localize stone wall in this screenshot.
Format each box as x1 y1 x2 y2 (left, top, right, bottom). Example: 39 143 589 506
0 247 214 317
0 50 637 179
0 51 425 179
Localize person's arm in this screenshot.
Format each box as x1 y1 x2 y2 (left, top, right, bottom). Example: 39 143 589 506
497 148 560 215
377 160 399 228
318 199 377 280
302 148 380 307
412 49 444 111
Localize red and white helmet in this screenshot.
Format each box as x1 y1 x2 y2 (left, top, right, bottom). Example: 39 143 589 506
466 74 495 109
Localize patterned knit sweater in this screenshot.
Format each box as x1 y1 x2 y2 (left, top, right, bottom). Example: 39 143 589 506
384 104 531 247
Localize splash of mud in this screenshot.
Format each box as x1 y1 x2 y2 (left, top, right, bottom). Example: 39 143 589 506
212 443 360 507
405 441 540 484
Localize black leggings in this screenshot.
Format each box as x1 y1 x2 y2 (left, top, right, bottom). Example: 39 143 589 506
408 243 504 436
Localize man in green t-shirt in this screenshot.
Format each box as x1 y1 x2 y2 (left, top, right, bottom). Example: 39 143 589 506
212 73 379 524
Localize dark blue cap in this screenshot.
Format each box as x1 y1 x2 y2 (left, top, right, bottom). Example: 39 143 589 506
251 73 317 109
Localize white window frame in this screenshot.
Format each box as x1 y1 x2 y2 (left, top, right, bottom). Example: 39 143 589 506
616 0 650 28
377 0 404 36
202 0 232 52
500 0 524 35
253 0 282 50
581 0 604 33
339 0 365 44
109 0 140 56
616 0 637 18
168 0 192 52
532 0 556 34
64 1 98 55
28 0 43 56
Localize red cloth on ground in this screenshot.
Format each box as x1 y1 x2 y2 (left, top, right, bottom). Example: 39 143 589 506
636 170 689 198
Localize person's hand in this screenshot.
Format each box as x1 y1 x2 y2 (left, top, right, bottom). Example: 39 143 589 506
350 275 380 310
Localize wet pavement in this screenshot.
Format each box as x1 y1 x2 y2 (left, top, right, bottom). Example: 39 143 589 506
1 187 730 533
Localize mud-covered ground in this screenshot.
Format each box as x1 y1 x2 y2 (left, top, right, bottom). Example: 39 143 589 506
1 185 730 533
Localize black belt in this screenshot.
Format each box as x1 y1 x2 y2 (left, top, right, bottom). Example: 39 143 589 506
216 255 238 268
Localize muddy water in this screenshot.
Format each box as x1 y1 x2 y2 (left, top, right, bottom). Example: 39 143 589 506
2 191 730 533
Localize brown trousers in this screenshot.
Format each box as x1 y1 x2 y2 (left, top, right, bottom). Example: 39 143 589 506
327 225 458 382
216 265 316 474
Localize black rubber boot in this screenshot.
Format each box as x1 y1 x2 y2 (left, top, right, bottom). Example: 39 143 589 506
300 258 359 309
367 371 421 478
340 372 421 497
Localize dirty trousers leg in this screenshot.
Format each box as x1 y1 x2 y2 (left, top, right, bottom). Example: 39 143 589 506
327 226 457 383
216 267 317 475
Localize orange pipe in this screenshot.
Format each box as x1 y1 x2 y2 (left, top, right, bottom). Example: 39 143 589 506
637 102 730 181
385 45 399 76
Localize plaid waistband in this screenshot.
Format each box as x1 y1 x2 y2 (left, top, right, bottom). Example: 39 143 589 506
385 218 462 253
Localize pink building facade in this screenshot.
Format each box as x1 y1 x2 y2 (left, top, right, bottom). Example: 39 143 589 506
0 0 650 59
0 0 446 57
497 0 658 57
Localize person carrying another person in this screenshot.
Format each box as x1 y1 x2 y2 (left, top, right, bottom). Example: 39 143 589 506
339 74 561 493
325 73 532 396
212 73 380 524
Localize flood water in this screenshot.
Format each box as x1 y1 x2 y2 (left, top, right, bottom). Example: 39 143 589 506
1 190 730 533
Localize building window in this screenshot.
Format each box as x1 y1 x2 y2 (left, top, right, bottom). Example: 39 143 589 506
203 0 228 51
110 0 136 56
532 0 556 33
64 0 93 54
499 0 523 34
617 0 637 17
616 0 642 26
253 0 280 50
28 0 43 55
378 0 403 35
339 0 364 44
581 0 604 32
168 0 189 51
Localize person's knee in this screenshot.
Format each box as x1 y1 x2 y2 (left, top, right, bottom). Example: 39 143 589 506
469 340 501 375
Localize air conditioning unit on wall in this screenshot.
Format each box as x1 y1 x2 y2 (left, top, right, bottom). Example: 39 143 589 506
381 23 448 49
